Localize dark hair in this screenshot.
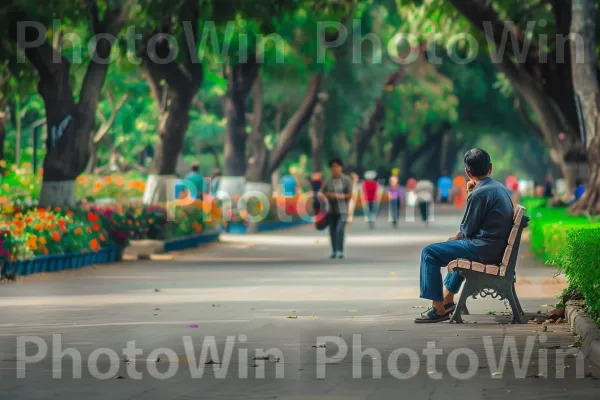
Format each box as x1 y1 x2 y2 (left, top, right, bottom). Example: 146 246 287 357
464 148 491 177
575 179 583 186
328 157 343 168
191 163 200 172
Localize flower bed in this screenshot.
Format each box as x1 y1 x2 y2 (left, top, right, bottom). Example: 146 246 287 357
0 198 222 278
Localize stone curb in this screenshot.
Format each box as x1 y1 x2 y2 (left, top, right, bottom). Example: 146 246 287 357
123 230 220 260
566 301 600 367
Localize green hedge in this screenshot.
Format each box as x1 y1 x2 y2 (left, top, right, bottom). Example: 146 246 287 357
522 197 597 263
552 228 600 322
521 197 600 321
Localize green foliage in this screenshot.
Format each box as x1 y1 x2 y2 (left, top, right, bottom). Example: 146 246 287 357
552 228 600 322
524 199 600 263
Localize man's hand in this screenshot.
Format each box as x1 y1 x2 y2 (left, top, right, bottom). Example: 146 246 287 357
467 180 476 193
447 233 460 242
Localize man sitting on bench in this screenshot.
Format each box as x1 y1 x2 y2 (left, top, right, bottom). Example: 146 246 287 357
415 148 514 323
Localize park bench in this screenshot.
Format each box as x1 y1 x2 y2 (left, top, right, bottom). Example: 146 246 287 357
446 205 530 324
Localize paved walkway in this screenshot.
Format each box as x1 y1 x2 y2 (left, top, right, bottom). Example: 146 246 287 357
1 209 599 399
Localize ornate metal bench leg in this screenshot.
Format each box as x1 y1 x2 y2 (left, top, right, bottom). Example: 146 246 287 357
512 282 524 316
451 285 470 324
506 286 524 324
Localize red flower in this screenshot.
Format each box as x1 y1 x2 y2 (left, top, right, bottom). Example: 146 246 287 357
87 212 100 222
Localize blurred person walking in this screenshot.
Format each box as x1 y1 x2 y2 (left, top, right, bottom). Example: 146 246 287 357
416 179 434 227
320 158 353 259
452 175 467 210
388 176 404 228
361 170 381 229
437 171 453 211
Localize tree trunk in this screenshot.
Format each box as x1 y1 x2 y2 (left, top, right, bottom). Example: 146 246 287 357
309 92 328 173
143 89 196 203
448 0 585 192
352 70 405 170
15 98 22 166
245 74 270 183
223 59 259 178
86 143 98 174
9 5 130 207
570 0 600 214
140 1 204 204
245 74 324 183
387 134 407 165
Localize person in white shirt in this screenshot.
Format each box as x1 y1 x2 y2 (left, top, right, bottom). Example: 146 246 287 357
415 179 434 227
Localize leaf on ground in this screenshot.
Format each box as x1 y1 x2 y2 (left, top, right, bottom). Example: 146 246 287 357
287 315 298 319
253 356 270 360
312 344 326 348
154 288 161 292
205 359 220 365
492 372 503 377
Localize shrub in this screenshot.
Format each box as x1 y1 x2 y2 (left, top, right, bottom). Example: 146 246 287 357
552 228 600 322
523 198 597 263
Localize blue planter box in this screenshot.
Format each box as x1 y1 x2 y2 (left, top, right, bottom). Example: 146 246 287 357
163 230 220 253
224 218 310 235
1 247 122 280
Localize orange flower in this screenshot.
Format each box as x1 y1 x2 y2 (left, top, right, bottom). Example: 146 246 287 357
51 232 61 242
94 182 103 191
24 217 33 224
48 223 56 230
193 221 203 233
38 237 47 245
92 223 100 231
66 211 74 217
58 219 66 228
89 239 100 251
38 208 46 215
99 233 106 242
86 227 92 234
202 202 213 213
104 176 113 184
43 248 49 255
115 176 124 186
74 228 83 235
54 207 61 212
47 214 56 221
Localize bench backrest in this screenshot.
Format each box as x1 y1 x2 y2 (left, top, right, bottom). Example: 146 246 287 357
501 205 530 277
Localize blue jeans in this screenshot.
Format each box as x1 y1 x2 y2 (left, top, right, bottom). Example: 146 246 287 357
420 240 481 301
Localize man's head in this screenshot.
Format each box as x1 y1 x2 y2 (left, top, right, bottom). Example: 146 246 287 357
328 157 344 178
464 148 492 181
191 162 200 173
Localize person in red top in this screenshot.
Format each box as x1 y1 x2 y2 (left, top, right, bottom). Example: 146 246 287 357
361 170 381 229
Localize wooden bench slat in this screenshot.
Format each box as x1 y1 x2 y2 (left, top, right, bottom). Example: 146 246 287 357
502 244 513 266
508 225 519 245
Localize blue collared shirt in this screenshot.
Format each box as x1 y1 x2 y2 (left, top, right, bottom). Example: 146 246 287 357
459 178 514 264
